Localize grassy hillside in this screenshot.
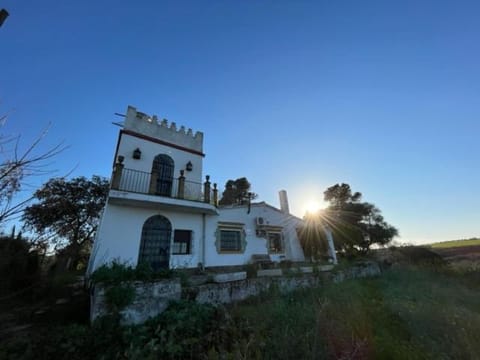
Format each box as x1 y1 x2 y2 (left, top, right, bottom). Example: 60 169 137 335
2 261 480 359
429 238 480 248
230 265 480 359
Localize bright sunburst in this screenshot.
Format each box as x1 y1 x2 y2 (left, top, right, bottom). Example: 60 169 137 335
304 200 325 215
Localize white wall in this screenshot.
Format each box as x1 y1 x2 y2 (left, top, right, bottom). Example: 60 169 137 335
90 202 208 272
203 204 305 267
118 133 204 185
89 201 306 273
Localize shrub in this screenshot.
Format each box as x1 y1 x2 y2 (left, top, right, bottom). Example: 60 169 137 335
90 260 138 285
104 284 136 312
0 235 40 294
90 260 174 286
394 246 447 267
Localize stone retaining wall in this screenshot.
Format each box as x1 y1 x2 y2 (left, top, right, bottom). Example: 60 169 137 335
91 261 381 325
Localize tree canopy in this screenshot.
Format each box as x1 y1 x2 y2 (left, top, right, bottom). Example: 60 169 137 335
297 212 330 261
322 183 398 256
22 175 109 269
218 177 257 206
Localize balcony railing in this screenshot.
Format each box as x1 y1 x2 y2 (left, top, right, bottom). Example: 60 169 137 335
111 167 218 206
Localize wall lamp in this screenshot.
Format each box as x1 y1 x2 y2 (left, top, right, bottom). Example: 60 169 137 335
186 161 193 171
133 148 142 159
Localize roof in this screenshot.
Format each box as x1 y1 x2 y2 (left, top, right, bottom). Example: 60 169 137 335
218 201 303 222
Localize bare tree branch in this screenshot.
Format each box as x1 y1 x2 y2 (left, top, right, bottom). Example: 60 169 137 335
0 115 67 228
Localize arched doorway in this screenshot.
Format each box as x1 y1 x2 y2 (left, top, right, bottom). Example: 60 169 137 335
151 154 174 196
138 215 172 270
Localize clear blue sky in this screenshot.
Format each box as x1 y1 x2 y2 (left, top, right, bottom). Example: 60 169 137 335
1 1 478 244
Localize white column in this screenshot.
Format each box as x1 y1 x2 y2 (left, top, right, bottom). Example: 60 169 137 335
324 225 338 265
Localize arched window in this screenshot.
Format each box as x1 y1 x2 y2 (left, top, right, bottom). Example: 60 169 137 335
138 215 172 270
151 154 174 196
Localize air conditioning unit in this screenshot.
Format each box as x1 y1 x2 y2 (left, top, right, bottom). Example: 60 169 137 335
256 217 265 226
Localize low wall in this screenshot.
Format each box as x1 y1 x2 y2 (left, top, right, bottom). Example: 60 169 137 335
91 279 182 324
190 275 322 305
91 261 381 325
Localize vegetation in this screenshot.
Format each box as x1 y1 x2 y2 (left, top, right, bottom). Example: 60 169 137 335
0 230 40 294
0 117 65 227
297 213 330 261
90 260 173 285
322 183 398 256
429 238 480 248
90 261 178 314
22 175 109 270
218 177 257 205
297 183 398 260
2 257 480 359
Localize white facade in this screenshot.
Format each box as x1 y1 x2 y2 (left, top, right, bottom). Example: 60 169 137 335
205 203 305 267
87 106 306 275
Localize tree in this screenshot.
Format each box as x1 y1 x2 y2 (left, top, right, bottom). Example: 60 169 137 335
322 183 398 256
218 177 257 205
0 117 65 227
22 175 109 270
297 212 329 261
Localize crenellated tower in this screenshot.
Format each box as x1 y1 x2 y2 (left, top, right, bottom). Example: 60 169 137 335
124 105 204 154
110 105 217 205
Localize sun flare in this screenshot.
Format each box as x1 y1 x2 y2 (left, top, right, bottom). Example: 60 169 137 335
304 200 325 215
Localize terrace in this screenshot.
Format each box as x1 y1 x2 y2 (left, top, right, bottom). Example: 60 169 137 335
109 165 218 212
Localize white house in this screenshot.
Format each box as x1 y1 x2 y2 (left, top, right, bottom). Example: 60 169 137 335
87 106 306 274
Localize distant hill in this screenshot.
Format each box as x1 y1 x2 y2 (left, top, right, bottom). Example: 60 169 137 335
429 238 480 249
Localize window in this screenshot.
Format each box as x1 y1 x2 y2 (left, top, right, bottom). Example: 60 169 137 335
268 232 284 254
172 230 192 255
215 222 246 253
150 154 174 196
220 229 242 252
138 215 172 270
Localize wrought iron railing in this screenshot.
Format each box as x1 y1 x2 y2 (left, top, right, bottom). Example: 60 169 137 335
112 167 217 205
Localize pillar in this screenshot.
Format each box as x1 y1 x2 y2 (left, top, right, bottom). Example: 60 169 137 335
203 175 211 203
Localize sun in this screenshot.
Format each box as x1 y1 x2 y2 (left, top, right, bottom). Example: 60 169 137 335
304 200 325 215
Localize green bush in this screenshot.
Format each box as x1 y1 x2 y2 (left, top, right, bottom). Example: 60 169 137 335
1 300 229 360
90 260 173 286
104 284 136 311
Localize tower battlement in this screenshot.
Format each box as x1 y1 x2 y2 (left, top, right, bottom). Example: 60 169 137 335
124 105 204 153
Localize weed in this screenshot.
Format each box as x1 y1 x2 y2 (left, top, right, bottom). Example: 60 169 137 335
3 263 480 359
90 260 173 286
104 284 135 312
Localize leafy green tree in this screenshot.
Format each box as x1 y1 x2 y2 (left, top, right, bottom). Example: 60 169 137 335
22 175 109 270
323 183 398 256
218 177 257 205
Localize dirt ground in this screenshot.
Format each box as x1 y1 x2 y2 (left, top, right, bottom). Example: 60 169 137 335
431 245 480 262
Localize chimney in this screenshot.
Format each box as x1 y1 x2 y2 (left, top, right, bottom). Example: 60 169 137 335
279 190 290 214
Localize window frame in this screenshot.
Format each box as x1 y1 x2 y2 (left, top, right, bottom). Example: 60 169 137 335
215 222 247 254
172 229 192 255
267 231 284 254
138 215 172 270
